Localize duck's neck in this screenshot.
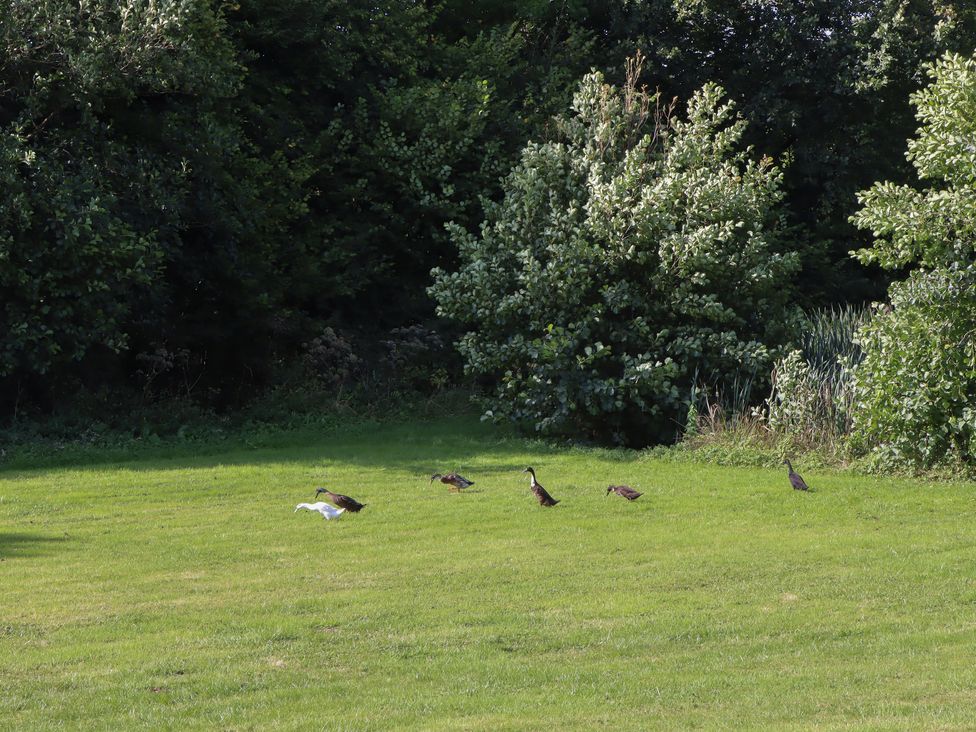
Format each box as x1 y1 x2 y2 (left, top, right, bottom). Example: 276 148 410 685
527 470 537 486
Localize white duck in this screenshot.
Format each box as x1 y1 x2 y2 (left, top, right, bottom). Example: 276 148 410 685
295 502 346 520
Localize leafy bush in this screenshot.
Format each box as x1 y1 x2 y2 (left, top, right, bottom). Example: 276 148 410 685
380 325 449 392
850 270 976 467
302 328 362 387
430 58 800 445
0 1 231 378
850 52 976 468
0 0 315 407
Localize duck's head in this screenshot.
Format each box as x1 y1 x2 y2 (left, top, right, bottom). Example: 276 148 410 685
522 467 534 474
315 487 328 496
606 486 613 496
429 473 442 484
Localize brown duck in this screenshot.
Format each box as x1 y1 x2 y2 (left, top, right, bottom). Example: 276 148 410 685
429 472 474 492
315 487 366 512
522 467 559 507
606 485 642 501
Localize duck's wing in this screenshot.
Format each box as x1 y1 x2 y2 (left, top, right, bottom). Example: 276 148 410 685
446 473 474 488
342 495 365 511
325 492 364 511
532 483 558 506
790 473 810 491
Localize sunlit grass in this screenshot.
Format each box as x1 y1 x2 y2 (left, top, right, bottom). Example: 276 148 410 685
3 417 976 729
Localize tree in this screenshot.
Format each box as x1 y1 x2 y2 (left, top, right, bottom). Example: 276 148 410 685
0 0 240 384
430 59 800 445
579 0 976 304
851 52 976 467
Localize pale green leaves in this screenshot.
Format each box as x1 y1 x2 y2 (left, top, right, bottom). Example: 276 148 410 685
850 51 976 467
429 63 798 444
852 52 976 269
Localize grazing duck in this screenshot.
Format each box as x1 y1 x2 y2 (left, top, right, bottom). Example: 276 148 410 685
783 459 810 491
522 467 559 507
606 485 642 501
295 502 346 520
315 488 366 512
429 472 474 492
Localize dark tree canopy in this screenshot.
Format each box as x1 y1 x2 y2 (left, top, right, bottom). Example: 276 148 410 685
1 0 974 438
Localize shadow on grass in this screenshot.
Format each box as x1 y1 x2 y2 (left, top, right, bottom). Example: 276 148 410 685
0 416 656 492
0 532 70 559
0 416 572 479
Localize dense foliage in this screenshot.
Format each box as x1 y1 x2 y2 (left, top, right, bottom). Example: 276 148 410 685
431 67 799 444
2 1 976 450
851 52 976 467
0 1 238 378
0 0 308 407
851 270 976 467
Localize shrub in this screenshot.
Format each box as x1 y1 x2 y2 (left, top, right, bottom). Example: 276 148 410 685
301 328 361 387
850 269 976 467
380 325 450 392
851 52 976 468
430 56 800 445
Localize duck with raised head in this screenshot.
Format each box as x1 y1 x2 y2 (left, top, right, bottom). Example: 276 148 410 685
606 485 642 501
429 472 474 492
522 467 559 507
315 487 366 512
782 459 810 491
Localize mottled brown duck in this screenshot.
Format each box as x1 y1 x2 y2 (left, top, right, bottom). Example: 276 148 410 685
315 487 366 512
782 460 810 491
429 472 475 492
606 485 642 501
522 467 559 507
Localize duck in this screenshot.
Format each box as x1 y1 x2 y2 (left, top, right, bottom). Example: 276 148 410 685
295 502 346 520
315 488 366 512
606 485 642 501
429 472 474 492
782 459 810 491
522 467 559 507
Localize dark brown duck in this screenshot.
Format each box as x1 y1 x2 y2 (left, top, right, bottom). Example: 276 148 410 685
606 485 642 501
429 472 475 492
315 488 366 512
522 467 559 507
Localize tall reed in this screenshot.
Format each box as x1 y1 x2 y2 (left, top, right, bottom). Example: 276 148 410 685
767 304 871 445
685 304 871 454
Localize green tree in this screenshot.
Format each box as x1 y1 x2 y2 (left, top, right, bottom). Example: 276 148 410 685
851 52 976 467
0 0 239 382
582 0 976 304
430 61 800 445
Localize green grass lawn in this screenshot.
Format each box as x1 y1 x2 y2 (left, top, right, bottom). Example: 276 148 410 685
3 417 976 730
